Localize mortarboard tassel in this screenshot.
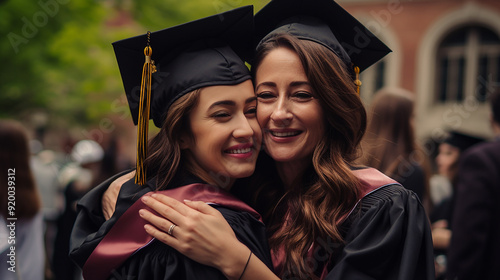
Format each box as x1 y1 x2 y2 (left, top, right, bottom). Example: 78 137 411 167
354 66 362 95
135 31 156 185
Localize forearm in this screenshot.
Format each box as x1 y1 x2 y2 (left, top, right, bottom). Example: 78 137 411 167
239 254 279 280
220 243 278 280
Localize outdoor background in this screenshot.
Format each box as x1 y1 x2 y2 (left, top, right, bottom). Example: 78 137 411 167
2 0 500 156
1 1 500 279
1 0 269 161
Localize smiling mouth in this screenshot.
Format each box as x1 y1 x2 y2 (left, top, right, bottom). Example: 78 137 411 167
270 131 302 137
224 147 252 154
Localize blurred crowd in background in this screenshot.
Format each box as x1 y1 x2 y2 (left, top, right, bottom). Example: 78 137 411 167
2 86 499 280
0 118 136 279
1 0 500 279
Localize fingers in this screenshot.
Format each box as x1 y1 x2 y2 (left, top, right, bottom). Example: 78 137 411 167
149 194 193 216
183 200 220 215
102 205 114 221
139 208 177 235
141 196 185 226
110 170 135 190
144 223 181 250
141 210 191 255
102 171 135 220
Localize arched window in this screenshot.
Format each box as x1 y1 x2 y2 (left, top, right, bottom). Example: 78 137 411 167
360 58 388 101
436 25 500 103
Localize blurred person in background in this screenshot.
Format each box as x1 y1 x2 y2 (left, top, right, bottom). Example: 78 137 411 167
30 140 65 279
359 87 432 210
53 139 104 280
446 88 500 280
429 130 484 279
0 119 45 280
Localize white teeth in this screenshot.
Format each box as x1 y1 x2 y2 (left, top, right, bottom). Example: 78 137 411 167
226 148 252 154
271 131 300 137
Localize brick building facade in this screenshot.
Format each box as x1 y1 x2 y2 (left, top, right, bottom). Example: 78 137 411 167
339 0 500 143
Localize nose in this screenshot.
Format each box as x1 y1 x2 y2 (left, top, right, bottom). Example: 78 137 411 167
270 97 293 126
233 115 254 139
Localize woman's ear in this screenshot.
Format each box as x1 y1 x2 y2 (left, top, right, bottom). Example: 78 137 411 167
179 133 190 150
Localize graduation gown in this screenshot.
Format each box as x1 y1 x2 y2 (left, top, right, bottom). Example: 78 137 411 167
324 168 435 279
269 168 435 280
69 171 273 280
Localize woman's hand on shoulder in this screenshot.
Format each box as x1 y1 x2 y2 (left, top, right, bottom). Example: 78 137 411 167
139 194 260 279
101 171 135 220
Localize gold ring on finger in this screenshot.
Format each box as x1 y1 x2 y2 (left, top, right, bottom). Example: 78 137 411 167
167 224 176 236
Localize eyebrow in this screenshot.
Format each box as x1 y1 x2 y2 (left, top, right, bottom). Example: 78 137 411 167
255 81 311 91
255 81 276 91
208 97 257 110
290 81 311 87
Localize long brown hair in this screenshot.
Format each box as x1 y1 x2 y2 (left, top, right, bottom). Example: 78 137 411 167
360 88 431 179
360 88 416 175
359 88 431 207
252 34 366 279
144 90 202 190
0 120 41 219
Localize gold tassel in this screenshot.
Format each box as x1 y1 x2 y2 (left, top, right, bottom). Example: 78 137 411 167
354 66 362 95
135 31 156 185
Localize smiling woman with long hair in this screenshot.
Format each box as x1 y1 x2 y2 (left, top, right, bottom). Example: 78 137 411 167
137 31 434 280
130 0 435 279
249 34 366 278
69 7 273 280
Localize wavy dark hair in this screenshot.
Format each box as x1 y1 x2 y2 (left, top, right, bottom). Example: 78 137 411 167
251 34 367 279
144 90 202 190
0 120 41 220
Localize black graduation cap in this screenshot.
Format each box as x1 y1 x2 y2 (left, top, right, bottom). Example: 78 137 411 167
112 6 253 185
254 0 391 72
443 130 485 152
113 5 254 128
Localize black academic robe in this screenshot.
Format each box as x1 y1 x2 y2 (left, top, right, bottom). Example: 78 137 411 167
267 167 435 280
325 183 435 280
69 171 272 280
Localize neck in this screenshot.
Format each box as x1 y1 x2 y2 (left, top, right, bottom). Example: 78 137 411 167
184 157 235 190
196 169 236 190
275 159 311 190
206 173 236 190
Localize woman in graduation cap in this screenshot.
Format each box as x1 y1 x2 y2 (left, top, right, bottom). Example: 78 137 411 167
130 0 435 279
69 6 274 280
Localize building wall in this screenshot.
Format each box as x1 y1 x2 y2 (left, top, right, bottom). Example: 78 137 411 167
339 0 500 142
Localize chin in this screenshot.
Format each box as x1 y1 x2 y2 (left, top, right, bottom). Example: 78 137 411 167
230 168 255 179
267 150 299 162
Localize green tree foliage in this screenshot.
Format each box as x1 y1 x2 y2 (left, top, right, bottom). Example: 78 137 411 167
0 0 129 126
0 0 268 129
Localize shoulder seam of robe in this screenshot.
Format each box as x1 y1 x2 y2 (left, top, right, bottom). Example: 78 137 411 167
343 167 401 223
